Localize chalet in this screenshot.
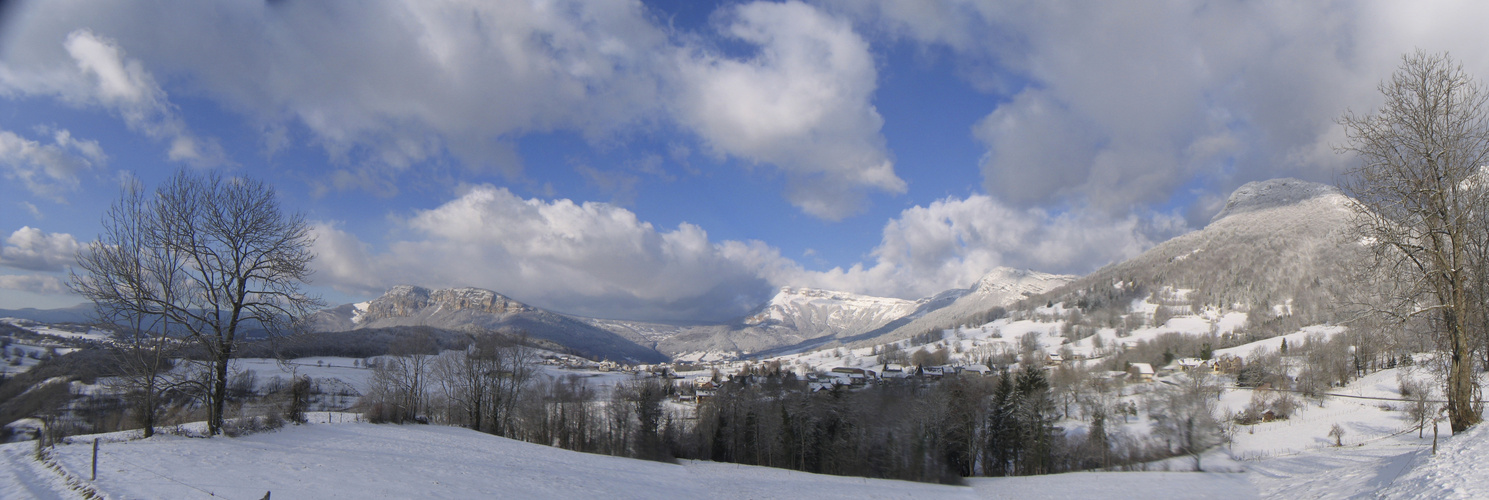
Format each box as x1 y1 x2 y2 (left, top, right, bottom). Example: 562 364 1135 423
1046 352 1064 365
880 364 910 380
1213 354 1243 374
1128 363 1155 382
961 364 992 376
830 367 876 385
1175 358 1204 371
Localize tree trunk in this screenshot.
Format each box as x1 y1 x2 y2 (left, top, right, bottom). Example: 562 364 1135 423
1448 310 1481 432
210 341 232 436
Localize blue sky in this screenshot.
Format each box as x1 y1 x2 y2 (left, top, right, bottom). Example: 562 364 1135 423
3 0 1489 322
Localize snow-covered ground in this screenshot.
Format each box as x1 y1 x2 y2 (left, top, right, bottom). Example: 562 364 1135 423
2 408 1481 499
32 415 978 499
0 413 1263 500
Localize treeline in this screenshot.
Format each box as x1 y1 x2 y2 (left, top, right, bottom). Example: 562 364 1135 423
680 365 1194 482
365 334 1193 484
358 330 684 462
233 326 575 360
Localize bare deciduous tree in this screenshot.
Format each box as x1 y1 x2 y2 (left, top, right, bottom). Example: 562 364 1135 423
73 178 179 437
1338 50 1489 432
1147 371 1223 471
71 169 321 436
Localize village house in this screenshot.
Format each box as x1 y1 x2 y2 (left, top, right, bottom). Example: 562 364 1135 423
1213 354 1244 374
960 364 992 376
1175 357 1204 371
1128 363 1155 382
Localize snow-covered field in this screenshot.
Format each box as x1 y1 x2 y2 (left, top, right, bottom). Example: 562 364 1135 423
1 413 1264 500
1 403 1481 499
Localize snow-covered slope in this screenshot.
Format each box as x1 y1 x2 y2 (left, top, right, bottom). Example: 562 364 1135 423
586 273 1060 361
842 267 1075 348
29 419 978 499
1374 424 1489 498
1210 178 1343 223
1038 178 1358 326
743 287 920 337
10 416 1280 499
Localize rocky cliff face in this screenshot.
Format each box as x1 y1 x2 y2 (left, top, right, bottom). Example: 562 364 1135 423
361 285 532 322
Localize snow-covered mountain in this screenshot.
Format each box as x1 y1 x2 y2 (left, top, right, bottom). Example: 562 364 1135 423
577 270 1072 361
584 287 927 360
840 267 1076 348
742 287 920 336
1029 178 1359 328
309 269 1073 363
1209 177 1343 223
309 285 667 363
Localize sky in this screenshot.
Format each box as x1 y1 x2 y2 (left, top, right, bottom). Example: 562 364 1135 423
2 0 1489 323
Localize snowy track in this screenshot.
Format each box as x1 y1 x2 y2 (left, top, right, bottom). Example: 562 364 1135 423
0 443 83 500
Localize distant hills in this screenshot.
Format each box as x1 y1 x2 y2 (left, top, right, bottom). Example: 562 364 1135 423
0 304 92 324
302 265 1070 363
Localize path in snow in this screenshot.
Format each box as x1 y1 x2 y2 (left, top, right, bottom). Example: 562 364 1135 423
0 443 82 500
1243 430 1437 499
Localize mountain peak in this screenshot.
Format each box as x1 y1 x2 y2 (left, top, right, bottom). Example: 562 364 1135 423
742 286 917 332
1211 178 1341 224
363 285 532 322
973 267 1073 296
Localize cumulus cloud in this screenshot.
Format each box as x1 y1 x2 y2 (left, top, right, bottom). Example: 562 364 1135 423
0 0 897 218
834 0 1489 221
674 1 903 219
0 274 69 295
312 188 1172 320
0 227 80 272
781 195 1186 299
0 127 106 201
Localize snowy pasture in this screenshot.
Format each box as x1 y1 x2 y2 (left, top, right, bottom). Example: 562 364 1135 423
2 404 1484 499
2 415 1268 500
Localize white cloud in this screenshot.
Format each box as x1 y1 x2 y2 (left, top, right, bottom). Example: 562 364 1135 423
0 0 897 218
0 127 106 201
0 226 80 272
834 0 1489 220
0 29 224 167
673 1 903 219
781 194 1186 299
0 274 68 295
